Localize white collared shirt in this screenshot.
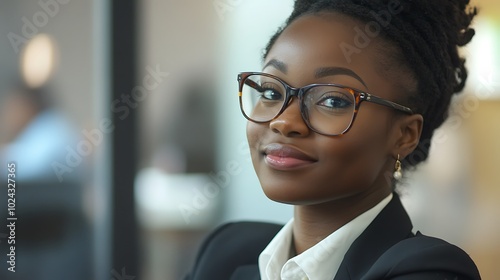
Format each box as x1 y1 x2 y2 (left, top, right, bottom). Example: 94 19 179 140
259 193 393 280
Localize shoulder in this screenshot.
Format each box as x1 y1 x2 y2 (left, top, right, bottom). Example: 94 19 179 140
186 222 282 280
364 232 481 280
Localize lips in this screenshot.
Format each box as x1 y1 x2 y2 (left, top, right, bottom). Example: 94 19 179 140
263 143 317 170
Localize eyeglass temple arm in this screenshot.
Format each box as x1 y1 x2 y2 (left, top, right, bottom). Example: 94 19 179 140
243 79 265 92
363 93 414 114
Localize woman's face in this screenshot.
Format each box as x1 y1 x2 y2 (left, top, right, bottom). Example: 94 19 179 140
247 13 409 205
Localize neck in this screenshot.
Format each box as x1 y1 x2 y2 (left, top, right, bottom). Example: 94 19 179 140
292 187 391 255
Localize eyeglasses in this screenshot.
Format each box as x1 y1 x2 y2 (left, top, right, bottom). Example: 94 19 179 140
238 72 414 136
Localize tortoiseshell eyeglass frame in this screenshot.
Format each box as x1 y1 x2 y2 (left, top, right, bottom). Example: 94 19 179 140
238 72 414 136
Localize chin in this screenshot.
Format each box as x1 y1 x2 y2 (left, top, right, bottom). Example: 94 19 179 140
259 180 301 204
260 182 328 205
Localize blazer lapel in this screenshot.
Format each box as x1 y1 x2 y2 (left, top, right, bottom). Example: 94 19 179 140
230 264 260 280
333 193 414 280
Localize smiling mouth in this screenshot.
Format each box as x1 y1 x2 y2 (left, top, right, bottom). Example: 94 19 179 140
263 143 317 170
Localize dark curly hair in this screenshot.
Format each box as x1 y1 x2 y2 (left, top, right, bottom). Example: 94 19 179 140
263 0 477 169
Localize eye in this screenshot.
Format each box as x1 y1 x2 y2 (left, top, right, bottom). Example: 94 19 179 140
317 93 353 110
261 89 282 101
259 83 283 101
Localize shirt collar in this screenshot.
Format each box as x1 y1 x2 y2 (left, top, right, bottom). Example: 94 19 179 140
259 193 393 280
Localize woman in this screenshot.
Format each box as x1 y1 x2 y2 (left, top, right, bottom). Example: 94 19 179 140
186 0 481 279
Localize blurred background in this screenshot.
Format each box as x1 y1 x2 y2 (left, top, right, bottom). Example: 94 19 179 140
0 0 498 279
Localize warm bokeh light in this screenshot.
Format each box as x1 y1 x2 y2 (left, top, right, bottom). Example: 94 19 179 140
20 33 58 88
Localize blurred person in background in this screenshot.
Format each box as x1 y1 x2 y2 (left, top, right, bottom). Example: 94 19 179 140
0 85 91 280
0 84 80 181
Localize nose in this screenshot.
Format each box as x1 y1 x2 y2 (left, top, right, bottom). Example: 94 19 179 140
269 98 310 137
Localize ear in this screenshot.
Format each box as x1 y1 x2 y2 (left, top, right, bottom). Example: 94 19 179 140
392 114 423 158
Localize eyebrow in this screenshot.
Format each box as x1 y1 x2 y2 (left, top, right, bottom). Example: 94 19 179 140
263 59 288 73
315 67 368 89
263 59 368 89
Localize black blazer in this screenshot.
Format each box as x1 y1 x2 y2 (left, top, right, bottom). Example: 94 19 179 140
186 194 481 279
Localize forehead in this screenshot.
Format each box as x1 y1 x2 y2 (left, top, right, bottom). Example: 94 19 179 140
266 13 383 70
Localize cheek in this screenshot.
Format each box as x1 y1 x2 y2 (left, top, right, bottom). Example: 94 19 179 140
299 113 392 203
246 121 264 161
333 111 393 181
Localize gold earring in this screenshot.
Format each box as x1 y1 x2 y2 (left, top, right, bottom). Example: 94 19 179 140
393 154 402 180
